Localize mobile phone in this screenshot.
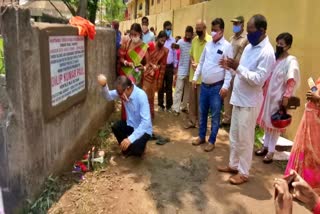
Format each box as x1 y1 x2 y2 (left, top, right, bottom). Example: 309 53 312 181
308 77 318 92
274 174 295 199
283 173 295 193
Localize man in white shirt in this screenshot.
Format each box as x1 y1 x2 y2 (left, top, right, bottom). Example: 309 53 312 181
218 14 275 185
142 17 155 44
172 26 194 115
192 18 233 152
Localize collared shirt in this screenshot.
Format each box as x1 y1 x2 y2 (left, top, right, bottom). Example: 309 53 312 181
231 36 276 107
103 85 153 143
164 36 178 67
142 30 155 43
230 31 249 62
189 33 212 83
193 37 233 89
177 39 192 76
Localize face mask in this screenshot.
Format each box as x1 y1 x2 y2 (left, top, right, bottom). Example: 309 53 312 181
142 25 148 33
166 29 172 37
196 31 203 37
121 93 129 102
119 88 129 102
157 41 164 48
247 30 263 46
131 36 140 43
185 37 192 42
233 25 242 33
211 31 221 42
275 45 285 59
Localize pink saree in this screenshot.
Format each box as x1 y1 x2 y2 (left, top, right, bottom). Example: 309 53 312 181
285 77 320 191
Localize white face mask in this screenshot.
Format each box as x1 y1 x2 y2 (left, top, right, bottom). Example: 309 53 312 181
211 31 217 37
132 37 141 43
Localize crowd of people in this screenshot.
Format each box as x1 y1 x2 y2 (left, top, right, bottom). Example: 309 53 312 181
97 13 320 213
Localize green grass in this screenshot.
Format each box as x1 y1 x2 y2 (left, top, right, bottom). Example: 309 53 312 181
0 37 5 75
24 123 114 213
254 126 264 148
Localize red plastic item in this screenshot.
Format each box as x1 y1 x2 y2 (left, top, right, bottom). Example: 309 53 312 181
271 107 292 129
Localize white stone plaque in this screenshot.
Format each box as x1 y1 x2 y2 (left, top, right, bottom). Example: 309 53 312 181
49 36 85 106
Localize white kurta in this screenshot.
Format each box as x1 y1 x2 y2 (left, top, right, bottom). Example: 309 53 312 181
228 36 275 177
258 55 300 133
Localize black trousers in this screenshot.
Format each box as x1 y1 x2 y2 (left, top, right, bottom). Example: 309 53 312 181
158 64 174 109
111 120 151 156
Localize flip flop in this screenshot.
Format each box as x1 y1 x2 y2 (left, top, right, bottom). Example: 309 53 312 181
155 136 170 145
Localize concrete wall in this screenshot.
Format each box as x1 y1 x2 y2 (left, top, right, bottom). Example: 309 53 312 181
120 0 320 141
0 7 116 213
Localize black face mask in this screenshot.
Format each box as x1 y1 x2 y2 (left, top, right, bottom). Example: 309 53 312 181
157 42 164 48
196 31 203 37
185 37 192 42
275 45 284 59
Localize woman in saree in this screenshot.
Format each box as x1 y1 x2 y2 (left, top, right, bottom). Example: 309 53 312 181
118 23 149 120
256 33 300 163
285 77 320 194
143 31 169 119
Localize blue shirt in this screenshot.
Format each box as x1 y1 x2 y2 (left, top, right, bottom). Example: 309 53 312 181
142 31 155 43
116 30 121 50
103 85 153 143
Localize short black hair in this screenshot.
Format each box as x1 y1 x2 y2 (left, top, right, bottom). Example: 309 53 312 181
252 14 267 30
163 21 172 29
115 76 133 90
150 27 155 31
211 18 225 30
276 32 293 46
142 16 148 22
157 30 168 39
186 26 194 33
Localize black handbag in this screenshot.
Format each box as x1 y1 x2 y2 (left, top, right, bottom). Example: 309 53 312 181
287 96 300 109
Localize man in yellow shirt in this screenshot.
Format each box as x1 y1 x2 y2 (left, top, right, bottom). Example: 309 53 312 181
184 19 212 129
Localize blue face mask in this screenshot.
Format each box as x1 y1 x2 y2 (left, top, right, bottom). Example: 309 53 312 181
233 25 242 33
166 29 172 37
247 30 263 46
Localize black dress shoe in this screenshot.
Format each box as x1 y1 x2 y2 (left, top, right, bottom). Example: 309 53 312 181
255 147 268 156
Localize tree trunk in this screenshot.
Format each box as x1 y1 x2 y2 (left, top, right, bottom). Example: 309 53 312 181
88 0 99 24
77 0 88 18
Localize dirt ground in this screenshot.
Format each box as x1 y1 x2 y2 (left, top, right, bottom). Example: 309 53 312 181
49 107 308 214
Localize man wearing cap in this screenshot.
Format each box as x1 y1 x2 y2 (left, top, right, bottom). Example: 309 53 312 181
221 16 249 126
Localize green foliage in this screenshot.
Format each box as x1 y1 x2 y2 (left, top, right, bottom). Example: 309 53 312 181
26 175 62 213
0 37 5 75
254 126 264 148
103 0 126 23
63 0 99 23
63 0 126 24
88 0 99 24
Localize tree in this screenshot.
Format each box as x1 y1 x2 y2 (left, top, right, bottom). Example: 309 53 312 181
103 0 126 23
62 0 99 23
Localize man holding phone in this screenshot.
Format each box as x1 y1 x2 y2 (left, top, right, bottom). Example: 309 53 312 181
191 18 233 152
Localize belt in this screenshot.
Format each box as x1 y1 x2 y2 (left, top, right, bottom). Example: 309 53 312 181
202 80 224 87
